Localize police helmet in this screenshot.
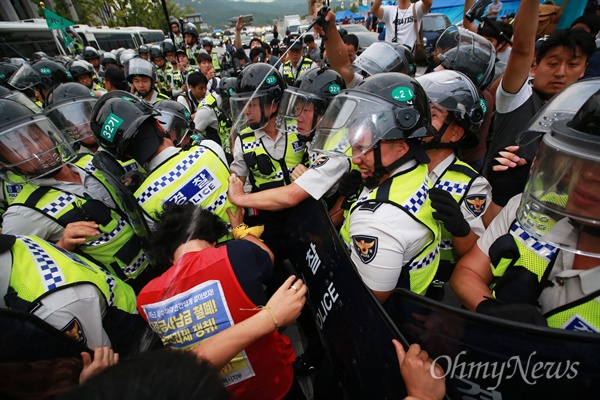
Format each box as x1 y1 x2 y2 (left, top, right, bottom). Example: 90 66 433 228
277 67 346 136
125 57 157 83
517 89 600 257
149 46 165 62
8 60 73 93
0 98 74 182
0 63 19 87
119 50 137 68
183 23 199 38
153 100 195 147
90 90 161 164
201 38 213 48
45 82 98 147
219 77 237 120
69 60 95 79
161 40 177 54
82 46 100 61
417 70 485 148
138 45 150 55
101 52 118 68
436 26 496 90
352 42 415 78
0 85 41 114
32 52 50 61
312 72 435 158
230 63 286 132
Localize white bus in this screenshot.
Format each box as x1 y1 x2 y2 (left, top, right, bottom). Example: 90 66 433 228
0 19 68 59
73 25 141 51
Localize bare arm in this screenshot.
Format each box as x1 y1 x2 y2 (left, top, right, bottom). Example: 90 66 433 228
371 0 385 19
451 230 480 259
449 244 494 311
234 17 243 50
226 206 274 262
501 0 539 94
191 276 307 369
228 174 309 211
462 0 477 32
421 0 433 14
313 9 355 85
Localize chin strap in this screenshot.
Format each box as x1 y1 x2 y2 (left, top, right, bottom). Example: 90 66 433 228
363 140 429 189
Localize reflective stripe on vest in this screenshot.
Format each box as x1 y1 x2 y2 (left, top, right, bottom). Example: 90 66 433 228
340 163 440 294
240 128 307 192
200 93 230 145
134 145 234 241
11 155 151 280
9 235 136 312
491 219 600 331
281 58 314 85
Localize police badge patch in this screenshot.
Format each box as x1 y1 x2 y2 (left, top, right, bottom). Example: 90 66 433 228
61 317 87 344
465 194 487 218
311 157 329 169
352 235 378 264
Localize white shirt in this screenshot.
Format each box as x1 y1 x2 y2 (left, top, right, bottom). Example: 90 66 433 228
349 160 433 292
194 93 221 133
496 76 533 114
294 146 350 200
429 153 491 237
230 128 295 178
382 2 426 48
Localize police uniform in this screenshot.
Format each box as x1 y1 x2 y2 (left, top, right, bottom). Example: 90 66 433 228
0 234 137 349
478 195 600 332
194 92 230 148
140 89 170 103
137 240 295 399
340 161 441 295
177 90 201 114
2 155 153 285
279 57 317 86
429 153 491 275
135 141 235 241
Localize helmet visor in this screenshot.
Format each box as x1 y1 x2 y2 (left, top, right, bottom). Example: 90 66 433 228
155 109 192 146
45 99 97 146
352 42 405 76
312 93 401 158
8 63 42 91
0 115 74 182
230 92 276 133
517 127 600 258
276 87 322 135
4 90 42 114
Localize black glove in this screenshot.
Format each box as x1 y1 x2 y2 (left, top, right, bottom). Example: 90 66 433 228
429 187 470 237
476 299 548 327
337 170 362 210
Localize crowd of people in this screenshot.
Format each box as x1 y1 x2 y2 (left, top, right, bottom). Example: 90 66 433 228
0 0 599 399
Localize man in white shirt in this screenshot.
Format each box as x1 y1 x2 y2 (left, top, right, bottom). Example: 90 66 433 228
371 0 432 49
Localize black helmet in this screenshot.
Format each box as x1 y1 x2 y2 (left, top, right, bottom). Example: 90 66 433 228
8 60 73 93
417 70 485 148
32 52 50 61
125 57 157 83
183 23 199 38
0 98 74 182
149 46 165 62
161 40 177 54
230 63 286 132
82 46 100 61
69 60 95 79
169 18 181 31
517 89 600 257
138 45 149 55
45 82 98 147
0 63 19 87
101 52 118 67
277 67 346 137
201 38 213 48
90 90 161 164
312 73 435 157
0 85 41 114
437 26 496 90
353 42 415 77
220 77 237 119
153 100 195 146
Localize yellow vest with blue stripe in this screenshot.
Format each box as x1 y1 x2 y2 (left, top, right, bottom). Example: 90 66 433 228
134 145 235 241
211 52 221 73
281 58 314 86
490 218 600 332
10 154 152 282
432 158 479 267
6 235 137 313
199 92 231 147
340 163 441 295
239 128 308 192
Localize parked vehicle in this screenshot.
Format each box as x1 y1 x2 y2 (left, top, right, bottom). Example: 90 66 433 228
422 13 451 62
0 19 68 59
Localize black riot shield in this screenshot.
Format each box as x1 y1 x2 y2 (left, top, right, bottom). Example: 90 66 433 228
91 151 151 243
285 198 409 399
389 289 600 400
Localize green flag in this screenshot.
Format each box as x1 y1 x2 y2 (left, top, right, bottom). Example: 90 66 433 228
43 8 74 30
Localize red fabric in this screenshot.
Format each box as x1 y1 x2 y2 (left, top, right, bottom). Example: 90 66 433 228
137 246 294 400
